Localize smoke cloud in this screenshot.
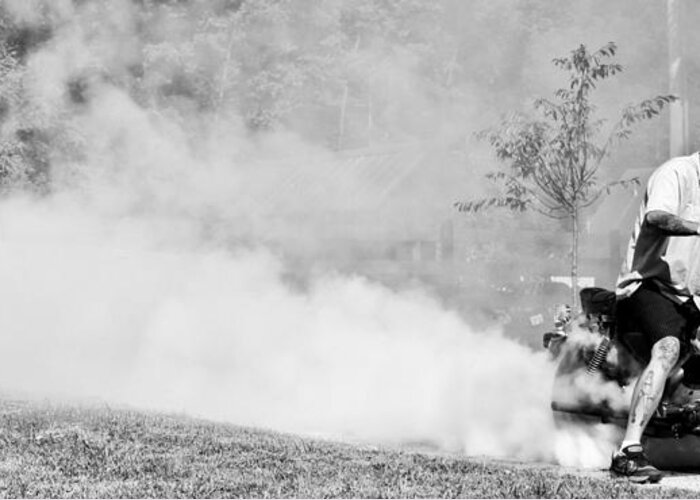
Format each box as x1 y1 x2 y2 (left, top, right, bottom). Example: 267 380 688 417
0 195 557 458
0 95 562 458
0 0 663 467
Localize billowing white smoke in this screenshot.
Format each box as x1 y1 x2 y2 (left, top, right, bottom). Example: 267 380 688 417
0 191 558 459
549 330 632 467
554 421 623 469
0 0 624 466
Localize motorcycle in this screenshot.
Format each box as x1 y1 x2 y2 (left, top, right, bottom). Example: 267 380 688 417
544 287 700 470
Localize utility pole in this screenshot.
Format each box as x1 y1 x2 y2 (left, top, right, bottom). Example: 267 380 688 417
668 0 689 156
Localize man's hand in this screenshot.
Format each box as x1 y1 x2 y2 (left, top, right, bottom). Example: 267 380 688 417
691 337 700 354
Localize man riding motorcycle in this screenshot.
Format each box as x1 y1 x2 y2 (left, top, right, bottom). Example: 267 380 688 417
610 151 700 483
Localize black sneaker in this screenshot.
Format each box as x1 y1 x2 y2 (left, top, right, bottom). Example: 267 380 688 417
610 444 664 484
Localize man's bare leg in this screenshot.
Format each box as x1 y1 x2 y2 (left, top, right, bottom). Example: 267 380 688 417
622 336 680 446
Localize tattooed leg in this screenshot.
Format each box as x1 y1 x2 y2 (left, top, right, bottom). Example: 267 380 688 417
623 336 680 445
663 344 693 403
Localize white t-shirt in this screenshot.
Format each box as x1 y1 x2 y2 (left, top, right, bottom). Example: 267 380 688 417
616 153 700 305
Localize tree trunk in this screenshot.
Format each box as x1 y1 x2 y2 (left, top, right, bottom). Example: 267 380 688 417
337 83 349 149
337 36 361 150
217 27 237 119
571 209 580 312
367 89 373 147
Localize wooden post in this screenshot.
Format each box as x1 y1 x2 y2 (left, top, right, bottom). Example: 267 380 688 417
668 0 688 156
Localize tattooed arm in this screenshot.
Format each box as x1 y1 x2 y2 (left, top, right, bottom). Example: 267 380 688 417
646 210 700 236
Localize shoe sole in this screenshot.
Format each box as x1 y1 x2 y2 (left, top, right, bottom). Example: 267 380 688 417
611 471 663 484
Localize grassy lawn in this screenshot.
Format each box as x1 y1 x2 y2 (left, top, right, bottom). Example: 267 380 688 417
0 398 696 498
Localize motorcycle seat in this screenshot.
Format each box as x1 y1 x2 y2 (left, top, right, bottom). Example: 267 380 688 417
580 287 617 318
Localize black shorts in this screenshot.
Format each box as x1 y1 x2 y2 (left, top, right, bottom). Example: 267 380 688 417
616 282 700 364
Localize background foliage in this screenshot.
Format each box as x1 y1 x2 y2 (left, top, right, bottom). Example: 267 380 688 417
0 0 670 193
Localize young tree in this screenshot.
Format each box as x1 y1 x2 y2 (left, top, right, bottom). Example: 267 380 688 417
455 42 676 309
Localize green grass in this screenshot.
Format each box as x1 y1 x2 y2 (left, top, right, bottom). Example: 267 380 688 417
0 398 696 498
